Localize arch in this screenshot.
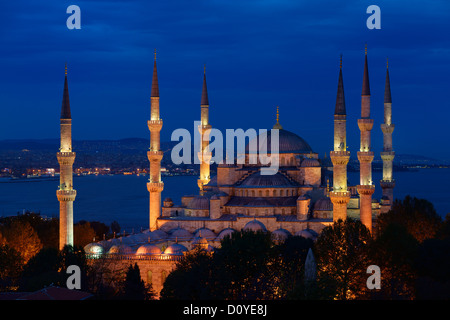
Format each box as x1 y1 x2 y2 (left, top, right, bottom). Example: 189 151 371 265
147 270 153 284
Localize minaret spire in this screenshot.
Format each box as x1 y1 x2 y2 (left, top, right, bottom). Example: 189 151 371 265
357 46 375 232
147 52 164 231
57 64 77 249
273 105 283 129
330 55 350 222
197 66 212 194
380 57 395 213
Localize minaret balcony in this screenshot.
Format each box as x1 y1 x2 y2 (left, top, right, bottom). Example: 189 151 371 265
357 151 374 163
148 120 163 131
147 150 164 161
356 184 375 196
56 189 77 201
330 151 350 165
381 124 395 134
57 152 76 165
380 180 395 189
147 182 164 193
357 119 374 131
380 151 395 161
329 191 351 204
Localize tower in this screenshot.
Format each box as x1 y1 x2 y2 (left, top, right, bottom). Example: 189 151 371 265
147 51 164 231
57 64 77 250
329 55 351 222
197 66 212 195
380 58 395 213
356 46 375 232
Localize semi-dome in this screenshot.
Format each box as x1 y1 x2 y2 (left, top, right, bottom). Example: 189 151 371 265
136 244 162 255
246 129 313 154
314 197 333 211
187 195 210 210
243 219 267 232
164 243 188 255
239 171 299 188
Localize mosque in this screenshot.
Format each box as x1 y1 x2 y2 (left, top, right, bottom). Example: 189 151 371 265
58 47 395 296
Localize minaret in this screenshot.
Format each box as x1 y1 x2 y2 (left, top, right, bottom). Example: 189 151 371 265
197 66 212 195
56 64 77 250
356 46 375 232
147 51 164 231
380 58 395 213
329 55 351 222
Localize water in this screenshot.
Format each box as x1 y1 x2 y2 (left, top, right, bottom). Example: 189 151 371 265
0 169 449 230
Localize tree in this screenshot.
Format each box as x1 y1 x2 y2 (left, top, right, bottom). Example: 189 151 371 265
119 263 154 300
110 221 121 235
369 223 419 299
74 221 97 248
0 244 24 291
314 218 372 300
2 220 42 263
161 248 214 300
376 196 442 243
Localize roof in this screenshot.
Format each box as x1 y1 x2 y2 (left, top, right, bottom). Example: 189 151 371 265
237 171 300 188
246 129 313 154
362 51 370 96
201 71 209 105
384 66 392 103
61 72 71 119
151 59 159 97
11 286 92 300
335 60 346 115
225 196 297 207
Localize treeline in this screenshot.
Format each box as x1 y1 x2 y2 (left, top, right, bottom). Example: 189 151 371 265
161 196 450 300
0 212 154 299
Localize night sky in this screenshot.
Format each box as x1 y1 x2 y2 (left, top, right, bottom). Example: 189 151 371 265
1 0 449 160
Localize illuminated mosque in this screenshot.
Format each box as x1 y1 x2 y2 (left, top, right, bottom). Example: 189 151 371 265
58 47 395 296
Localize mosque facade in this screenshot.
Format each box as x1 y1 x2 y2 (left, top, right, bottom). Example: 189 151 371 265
74 48 395 297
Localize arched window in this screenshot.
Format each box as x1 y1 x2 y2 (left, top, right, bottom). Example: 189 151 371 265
266 190 269 197
280 190 284 196
147 270 153 284
259 190 262 197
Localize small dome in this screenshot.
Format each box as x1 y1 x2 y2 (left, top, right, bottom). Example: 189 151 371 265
216 228 236 241
136 244 162 255
193 228 216 240
295 229 318 240
187 195 210 210
314 197 333 211
164 243 188 255
243 220 267 232
163 198 174 207
151 229 168 240
272 228 291 242
168 227 192 241
84 243 104 255
108 244 133 255
301 158 320 167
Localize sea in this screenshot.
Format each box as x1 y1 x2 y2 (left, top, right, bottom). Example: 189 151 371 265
0 169 449 231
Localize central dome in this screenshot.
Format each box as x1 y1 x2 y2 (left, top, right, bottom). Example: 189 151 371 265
246 129 312 154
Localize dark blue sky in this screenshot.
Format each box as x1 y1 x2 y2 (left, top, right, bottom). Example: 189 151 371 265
1 0 449 160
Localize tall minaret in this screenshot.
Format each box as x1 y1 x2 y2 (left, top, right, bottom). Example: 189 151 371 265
329 55 351 222
356 46 375 232
56 64 77 249
197 66 212 195
147 51 164 231
380 59 395 213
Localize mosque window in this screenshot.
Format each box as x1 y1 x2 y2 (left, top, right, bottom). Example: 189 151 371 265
147 271 153 284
